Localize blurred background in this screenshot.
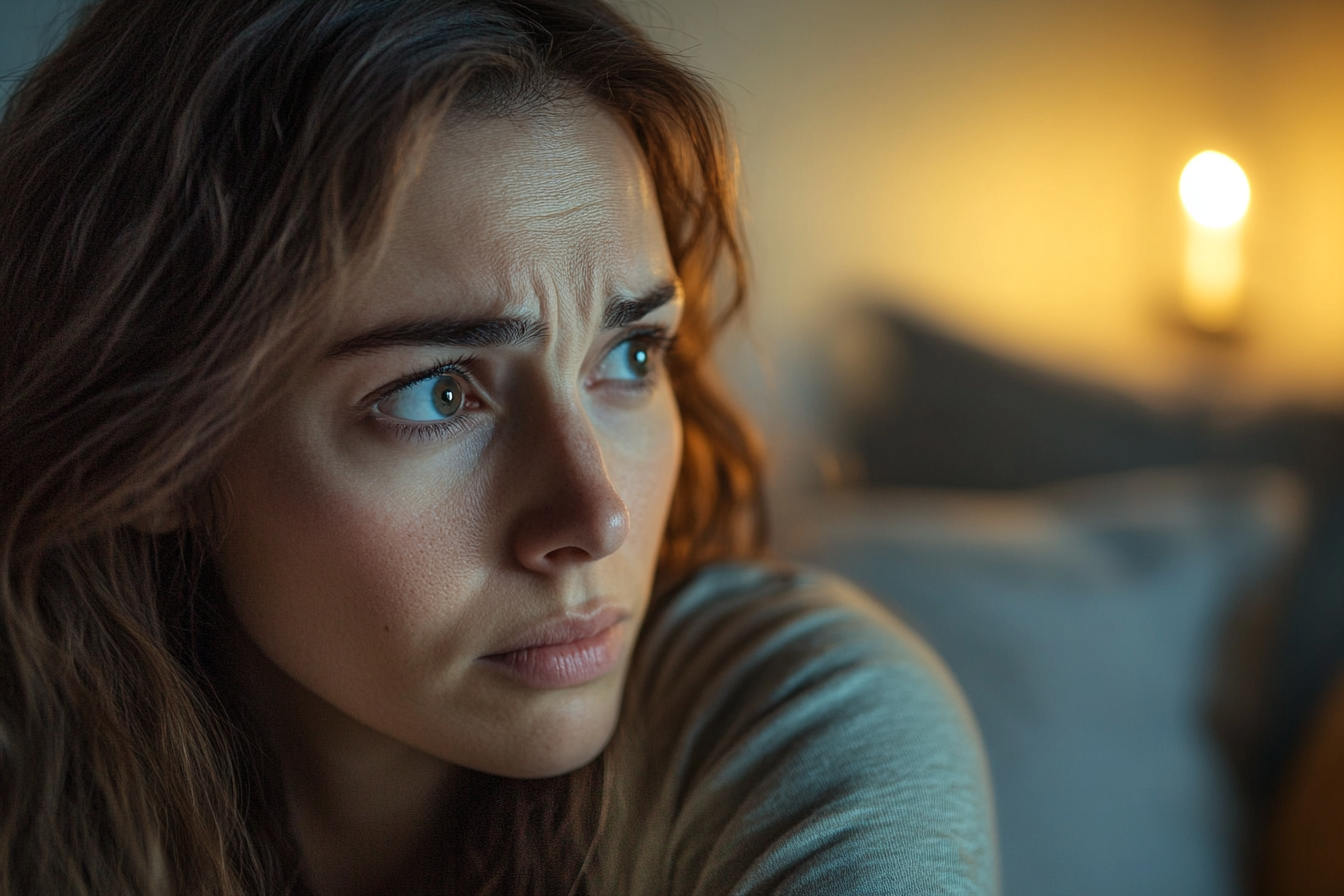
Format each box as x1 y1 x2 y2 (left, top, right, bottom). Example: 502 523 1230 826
6 1 1344 894
620 0 1344 407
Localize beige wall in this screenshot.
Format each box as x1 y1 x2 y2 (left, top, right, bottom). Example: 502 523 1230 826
624 0 1344 411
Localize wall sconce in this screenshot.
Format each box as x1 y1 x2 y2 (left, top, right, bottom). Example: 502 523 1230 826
1179 150 1251 334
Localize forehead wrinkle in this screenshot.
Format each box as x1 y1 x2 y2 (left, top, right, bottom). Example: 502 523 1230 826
476 255 612 362
448 111 620 218
526 255 605 340
364 102 673 363
497 176 621 237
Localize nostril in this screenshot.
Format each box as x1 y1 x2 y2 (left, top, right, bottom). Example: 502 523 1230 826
542 545 596 564
509 411 633 570
514 483 631 571
526 507 627 567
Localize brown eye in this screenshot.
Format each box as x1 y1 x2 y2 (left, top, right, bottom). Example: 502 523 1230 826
378 373 465 421
627 341 651 378
432 374 463 416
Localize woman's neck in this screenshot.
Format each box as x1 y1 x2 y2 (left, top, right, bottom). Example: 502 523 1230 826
228 629 457 896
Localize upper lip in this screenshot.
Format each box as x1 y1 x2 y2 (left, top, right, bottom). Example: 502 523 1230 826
483 604 628 657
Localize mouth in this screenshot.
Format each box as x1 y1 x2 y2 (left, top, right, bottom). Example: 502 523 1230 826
479 606 629 689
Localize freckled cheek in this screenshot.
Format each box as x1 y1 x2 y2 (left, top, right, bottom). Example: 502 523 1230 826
608 389 683 560
216 426 497 671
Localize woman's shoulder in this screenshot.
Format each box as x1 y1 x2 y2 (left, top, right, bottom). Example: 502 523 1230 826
600 560 999 896
635 561 987 746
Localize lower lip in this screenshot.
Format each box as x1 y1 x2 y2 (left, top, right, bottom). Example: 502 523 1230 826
481 621 626 689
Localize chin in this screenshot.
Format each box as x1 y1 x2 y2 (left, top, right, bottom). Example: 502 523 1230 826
471 730 615 780
514 738 612 779
467 694 623 779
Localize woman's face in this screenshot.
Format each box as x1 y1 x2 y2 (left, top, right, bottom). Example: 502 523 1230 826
214 100 682 778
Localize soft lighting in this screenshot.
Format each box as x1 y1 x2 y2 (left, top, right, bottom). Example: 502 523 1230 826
1179 151 1250 229
1179 151 1249 333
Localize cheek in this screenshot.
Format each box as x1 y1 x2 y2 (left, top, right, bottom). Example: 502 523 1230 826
213 417 497 682
609 386 682 561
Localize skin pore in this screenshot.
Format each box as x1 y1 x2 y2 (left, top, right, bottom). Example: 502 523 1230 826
212 99 684 895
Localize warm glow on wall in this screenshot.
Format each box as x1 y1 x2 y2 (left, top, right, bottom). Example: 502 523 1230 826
633 1 1344 411
1179 151 1250 334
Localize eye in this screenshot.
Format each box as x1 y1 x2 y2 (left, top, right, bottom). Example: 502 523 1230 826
595 333 668 384
374 373 465 422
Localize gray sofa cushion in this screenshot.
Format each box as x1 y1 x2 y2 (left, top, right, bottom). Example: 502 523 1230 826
785 467 1304 896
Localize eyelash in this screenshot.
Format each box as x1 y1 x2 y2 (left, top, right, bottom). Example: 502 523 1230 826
368 355 479 443
368 327 677 445
380 416 475 444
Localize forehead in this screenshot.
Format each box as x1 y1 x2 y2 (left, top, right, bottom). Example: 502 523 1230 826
344 99 672 330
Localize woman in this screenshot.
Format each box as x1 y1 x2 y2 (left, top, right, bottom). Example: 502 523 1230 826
0 0 996 893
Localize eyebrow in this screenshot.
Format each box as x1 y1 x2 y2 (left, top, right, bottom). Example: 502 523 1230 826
324 281 682 359
601 282 681 329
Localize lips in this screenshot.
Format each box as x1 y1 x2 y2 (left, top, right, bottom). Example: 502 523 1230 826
479 606 628 689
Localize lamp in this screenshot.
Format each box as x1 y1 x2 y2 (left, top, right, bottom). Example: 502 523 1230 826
1179 150 1250 334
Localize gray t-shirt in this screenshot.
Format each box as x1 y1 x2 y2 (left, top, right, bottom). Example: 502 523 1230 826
594 562 998 895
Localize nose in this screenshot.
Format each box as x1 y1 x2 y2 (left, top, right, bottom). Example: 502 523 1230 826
509 402 631 574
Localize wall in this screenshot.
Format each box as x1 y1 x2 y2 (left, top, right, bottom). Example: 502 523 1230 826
622 0 1344 416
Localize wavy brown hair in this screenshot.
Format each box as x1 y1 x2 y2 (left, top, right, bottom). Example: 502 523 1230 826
0 1 766 893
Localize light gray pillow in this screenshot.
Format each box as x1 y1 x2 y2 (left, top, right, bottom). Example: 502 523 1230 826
0 0 84 108
784 467 1303 896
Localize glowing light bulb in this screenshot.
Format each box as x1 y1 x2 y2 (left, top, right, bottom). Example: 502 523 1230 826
1179 151 1250 229
1178 150 1250 334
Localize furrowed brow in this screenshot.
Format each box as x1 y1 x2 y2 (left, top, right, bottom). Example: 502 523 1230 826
601 282 682 330
325 316 547 359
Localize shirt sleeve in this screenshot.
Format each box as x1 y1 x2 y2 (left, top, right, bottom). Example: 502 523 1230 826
596 562 998 896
